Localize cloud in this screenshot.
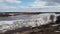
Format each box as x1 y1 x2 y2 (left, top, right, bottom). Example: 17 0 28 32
40 7 60 12
0 0 60 12
0 6 16 9
6 0 22 3
29 0 47 8
0 6 60 12
41 0 60 3
0 5 17 12
40 0 60 6
0 0 22 12
0 2 17 9
0 0 4 2
45 2 59 6
29 0 60 8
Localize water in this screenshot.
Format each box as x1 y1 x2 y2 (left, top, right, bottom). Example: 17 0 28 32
0 15 35 21
0 13 59 33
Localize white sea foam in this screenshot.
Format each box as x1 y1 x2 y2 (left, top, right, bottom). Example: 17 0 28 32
0 13 60 33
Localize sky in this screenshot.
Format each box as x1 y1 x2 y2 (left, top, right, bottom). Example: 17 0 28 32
0 0 60 12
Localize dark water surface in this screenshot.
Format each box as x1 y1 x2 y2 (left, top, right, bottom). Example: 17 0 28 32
0 15 34 21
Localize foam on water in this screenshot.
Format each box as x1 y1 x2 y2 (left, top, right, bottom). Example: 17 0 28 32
0 13 60 33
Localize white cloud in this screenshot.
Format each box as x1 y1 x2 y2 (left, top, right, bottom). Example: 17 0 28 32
0 3 17 9
29 0 60 8
0 0 60 12
0 0 4 2
29 0 47 8
0 6 16 9
0 3 17 12
0 0 22 12
17 6 60 12
6 0 22 3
